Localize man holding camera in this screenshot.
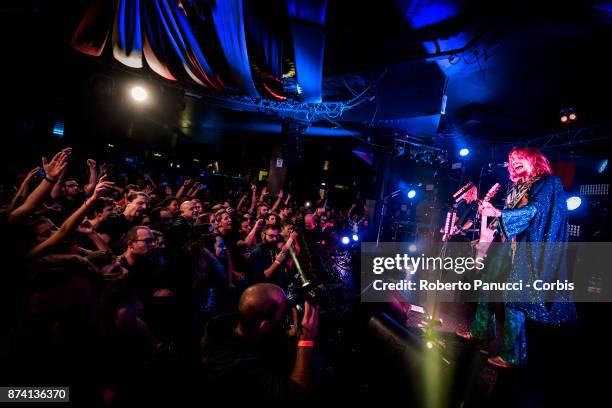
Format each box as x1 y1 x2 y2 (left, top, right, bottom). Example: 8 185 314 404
249 225 296 290
201 283 319 402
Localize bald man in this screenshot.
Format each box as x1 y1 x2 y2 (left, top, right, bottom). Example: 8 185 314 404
166 200 198 251
201 283 319 401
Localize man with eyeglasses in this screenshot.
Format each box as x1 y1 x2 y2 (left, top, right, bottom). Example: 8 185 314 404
248 225 289 289
118 226 160 301
119 226 154 270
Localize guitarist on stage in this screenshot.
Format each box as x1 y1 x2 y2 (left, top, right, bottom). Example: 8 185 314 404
457 147 577 368
442 184 479 242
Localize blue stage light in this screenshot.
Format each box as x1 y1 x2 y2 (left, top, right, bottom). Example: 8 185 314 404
567 196 582 211
352 234 359 242
407 190 416 199
598 159 608 174
52 120 64 137
408 244 417 253
459 148 470 157
341 236 350 245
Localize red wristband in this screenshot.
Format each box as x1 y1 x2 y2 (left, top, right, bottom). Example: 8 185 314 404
297 340 314 348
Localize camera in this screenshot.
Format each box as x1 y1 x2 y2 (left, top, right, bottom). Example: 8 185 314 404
286 280 327 308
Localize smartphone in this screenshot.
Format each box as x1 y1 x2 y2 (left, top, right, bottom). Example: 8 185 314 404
38 168 46 177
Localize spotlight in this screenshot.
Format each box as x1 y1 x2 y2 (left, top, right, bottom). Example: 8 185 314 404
352 234 359 242
598 159 608 174
341 236 350 245
566 196 582 211
459 148 470 157
305 201 311 208
408 243 417 253
131 86 148 102
426 341 434 349
560 107 577 123
407 190 416 199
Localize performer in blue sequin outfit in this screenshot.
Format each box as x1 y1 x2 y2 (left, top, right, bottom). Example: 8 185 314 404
458 147 577 368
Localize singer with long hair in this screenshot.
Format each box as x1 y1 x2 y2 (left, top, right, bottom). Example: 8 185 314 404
458 146 577 368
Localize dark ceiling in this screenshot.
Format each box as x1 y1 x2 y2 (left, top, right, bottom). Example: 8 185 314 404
1 0 611 152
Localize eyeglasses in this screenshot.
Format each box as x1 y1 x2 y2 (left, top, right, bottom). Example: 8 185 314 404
133 238 155 244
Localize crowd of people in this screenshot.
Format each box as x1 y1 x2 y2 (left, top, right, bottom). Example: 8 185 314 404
0 147 366 404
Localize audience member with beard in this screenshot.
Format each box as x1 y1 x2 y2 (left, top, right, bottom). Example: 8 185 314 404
249 225 295 290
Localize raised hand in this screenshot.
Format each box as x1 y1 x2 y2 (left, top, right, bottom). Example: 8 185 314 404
87 159 96 168
77 219 94 235
42 148 71 180
298 301 319 341
91 175 115 199
278 189 284 198
99 163 110 176
24 167 42 184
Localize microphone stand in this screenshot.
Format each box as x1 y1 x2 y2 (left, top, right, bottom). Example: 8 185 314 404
375 189 402 248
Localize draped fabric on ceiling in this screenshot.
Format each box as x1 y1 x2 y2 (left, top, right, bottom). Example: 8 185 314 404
286 0 327 103
244 0 287 100
211 0 259 97
112 0 143 68
70 0 115 57
142 0 177 81
71 0 328 102
156 0 223 89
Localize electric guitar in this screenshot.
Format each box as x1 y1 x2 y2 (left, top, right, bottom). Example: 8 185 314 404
441 182 476 242
475 183 501 257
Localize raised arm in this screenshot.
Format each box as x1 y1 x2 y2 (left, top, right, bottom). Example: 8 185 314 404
28 176 114 257
6 167 40 213
143 171 158 190
83 159 98 196
77 219 112 253
289 302 319 391
176 179 192 200
236 192 248 211
8 150 70 224
259 186 269 203
50 166 67 200
270 190 284 213
187 182 201 198
239 218 262 248
248 184 257 213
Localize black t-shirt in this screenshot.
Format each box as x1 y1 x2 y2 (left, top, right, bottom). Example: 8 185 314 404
200 313 296 402
249 243 286 288
119 255 165 304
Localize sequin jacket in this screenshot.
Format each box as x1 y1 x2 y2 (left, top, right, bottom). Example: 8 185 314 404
498 175 578 324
